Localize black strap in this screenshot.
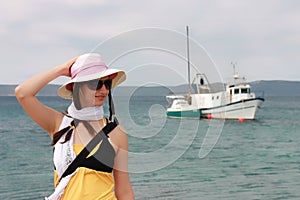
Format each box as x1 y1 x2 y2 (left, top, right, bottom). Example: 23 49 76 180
59 122 117 182
108 89 119 125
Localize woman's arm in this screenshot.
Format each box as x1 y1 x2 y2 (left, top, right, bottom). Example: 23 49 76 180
15 56 77 138
112 126 135 200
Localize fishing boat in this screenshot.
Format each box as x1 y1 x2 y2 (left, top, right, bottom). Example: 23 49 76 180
166 63 265 120
166 27 264 120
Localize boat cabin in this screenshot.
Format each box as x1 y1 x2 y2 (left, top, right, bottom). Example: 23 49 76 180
227 83 255 103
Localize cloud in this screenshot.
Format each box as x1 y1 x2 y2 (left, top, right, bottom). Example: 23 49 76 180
0 0 299 84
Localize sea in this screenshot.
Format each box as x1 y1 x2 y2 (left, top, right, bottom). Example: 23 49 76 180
0 95 299 200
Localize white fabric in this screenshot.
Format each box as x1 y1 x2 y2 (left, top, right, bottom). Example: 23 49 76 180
45 116 75 200
67 102 104 121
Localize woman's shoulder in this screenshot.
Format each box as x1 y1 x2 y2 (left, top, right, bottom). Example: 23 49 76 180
105 119 126 134
108 123 128 148
110 124 127 138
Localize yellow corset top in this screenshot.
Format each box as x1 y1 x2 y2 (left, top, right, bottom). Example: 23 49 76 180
53 144 117 200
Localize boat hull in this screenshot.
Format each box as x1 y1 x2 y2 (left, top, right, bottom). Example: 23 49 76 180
201 98 264 120
167 109 201 118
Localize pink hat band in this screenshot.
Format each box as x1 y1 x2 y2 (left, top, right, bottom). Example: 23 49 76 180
71 62 108 79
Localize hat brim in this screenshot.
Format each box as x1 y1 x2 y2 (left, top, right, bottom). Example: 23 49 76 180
58 68 126 99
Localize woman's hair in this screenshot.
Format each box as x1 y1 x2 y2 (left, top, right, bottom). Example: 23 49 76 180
73 83 82 110
51 116 98 146
51 118 74 146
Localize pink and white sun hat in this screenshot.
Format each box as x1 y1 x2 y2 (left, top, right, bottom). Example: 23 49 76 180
58 53 126 99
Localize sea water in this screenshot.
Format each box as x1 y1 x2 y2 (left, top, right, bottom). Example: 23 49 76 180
0 95 299 200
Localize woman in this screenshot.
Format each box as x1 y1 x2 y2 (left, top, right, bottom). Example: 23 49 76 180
15 53 134 200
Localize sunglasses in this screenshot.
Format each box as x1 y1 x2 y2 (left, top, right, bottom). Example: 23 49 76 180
85 79 112 90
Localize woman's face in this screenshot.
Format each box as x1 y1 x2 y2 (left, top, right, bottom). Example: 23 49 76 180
75 76 112 108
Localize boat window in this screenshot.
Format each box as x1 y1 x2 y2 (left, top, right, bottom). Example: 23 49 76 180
212 96 214 100
176 101 187 105
217 96 219 99
234 88 239 94
241 88 249 94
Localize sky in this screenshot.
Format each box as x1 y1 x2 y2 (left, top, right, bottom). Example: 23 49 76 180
1 0 299 86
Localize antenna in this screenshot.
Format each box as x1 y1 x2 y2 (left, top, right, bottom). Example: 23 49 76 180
231 62 239 79
186 26 191 88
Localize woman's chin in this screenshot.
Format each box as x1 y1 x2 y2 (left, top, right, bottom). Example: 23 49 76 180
94 100 105 106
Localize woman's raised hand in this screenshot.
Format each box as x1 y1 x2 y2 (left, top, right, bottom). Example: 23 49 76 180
59 56 78 77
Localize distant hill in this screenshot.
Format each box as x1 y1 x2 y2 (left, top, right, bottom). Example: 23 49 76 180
1 80 299 97
250 80 300 96
0 85 16 96
0 84 61 96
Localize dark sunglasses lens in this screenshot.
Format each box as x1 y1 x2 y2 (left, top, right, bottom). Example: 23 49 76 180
86 79 112 90
86 80 100 90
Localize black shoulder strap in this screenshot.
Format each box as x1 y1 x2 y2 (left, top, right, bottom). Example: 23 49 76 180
59 122 117 181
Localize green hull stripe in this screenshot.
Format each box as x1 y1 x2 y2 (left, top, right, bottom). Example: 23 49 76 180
167 110 201 118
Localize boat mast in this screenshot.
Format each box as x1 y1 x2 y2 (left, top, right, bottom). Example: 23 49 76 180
231 62 240 85
186 26 191 91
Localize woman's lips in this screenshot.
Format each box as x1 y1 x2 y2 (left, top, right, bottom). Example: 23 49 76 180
95 93 107 99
